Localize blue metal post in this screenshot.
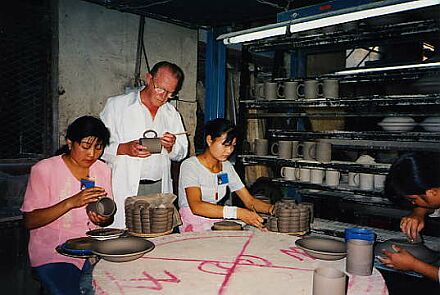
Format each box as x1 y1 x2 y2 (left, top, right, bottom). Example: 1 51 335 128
205 28 226 122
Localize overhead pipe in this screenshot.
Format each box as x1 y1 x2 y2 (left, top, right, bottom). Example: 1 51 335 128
134 16 145 87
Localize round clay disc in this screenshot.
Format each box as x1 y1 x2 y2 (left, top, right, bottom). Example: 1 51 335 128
212 220 243 231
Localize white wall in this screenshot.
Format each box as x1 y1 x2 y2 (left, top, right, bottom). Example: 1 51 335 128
58 0 197 150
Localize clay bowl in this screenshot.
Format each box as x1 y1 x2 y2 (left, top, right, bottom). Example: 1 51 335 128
295 237 346 260
92 237 155 262
61 237 95 256
375 239 439 264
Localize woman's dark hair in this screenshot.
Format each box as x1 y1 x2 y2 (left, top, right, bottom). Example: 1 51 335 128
204 118 238 146
384 152 440 207
56 116 110 155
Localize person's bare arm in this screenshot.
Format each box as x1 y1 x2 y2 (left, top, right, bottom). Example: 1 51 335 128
186 186 264 228
24 187 107 229
412 259 439 281
379 245 439 281
234 187 274 215
234 187 273 228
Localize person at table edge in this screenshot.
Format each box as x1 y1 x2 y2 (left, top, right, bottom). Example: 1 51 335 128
380 152 440 282
21 116 113 294
178 118 274 232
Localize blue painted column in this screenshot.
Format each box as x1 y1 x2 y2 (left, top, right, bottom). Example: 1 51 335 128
204 28 226 122
290 49 307 131
290 49 306 79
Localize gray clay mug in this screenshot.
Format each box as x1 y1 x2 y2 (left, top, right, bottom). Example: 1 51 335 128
139 129 162 153
86 197 116 217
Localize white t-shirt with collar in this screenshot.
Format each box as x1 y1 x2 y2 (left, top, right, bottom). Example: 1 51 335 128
178 156 244 209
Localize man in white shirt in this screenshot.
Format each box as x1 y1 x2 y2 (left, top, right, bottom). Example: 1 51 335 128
100 61 188 228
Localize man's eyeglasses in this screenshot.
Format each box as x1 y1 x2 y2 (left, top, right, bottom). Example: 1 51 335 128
150 78 179 100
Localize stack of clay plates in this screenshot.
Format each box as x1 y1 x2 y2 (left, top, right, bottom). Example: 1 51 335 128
377 117 416 132
420 117 440 132
267 200 311 234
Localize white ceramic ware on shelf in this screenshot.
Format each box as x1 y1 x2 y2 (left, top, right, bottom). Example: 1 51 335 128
420 117 440 132
377 116 416 132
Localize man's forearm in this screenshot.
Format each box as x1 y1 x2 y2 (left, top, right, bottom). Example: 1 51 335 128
412 259 439 281
412 207 434 217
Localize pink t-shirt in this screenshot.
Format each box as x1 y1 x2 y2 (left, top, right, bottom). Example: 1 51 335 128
21 155 113 269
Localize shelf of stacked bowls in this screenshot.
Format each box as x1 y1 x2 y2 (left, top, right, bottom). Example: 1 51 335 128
377 116 416 132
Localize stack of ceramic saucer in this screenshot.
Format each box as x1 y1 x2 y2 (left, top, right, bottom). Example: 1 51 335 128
150 208 174 233
125 196 174 236
266 200 313 234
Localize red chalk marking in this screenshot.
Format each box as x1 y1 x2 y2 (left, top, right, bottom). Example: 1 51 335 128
237 255 272 267
365 276 373 293
348 274 356 289
104 271 125 294
97 234 336 294
142 255 311 272
153 234 250 247
93 280 108 295
104 271 180 292
217 232 254 295
198 261 231 275
126 271 180 290
381 284 388 295
280 247 316 261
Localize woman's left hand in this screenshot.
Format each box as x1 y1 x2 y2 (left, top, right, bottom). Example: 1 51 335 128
87 210 111 226
378 245 417 271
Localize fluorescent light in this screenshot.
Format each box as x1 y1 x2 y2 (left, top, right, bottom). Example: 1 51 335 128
224 26 287 44
219 21 290 45
333 62 440 75
289 0 440 34
218 0 440 44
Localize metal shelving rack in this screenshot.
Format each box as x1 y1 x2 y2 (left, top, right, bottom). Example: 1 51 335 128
233 1 440 237
239 155 390 174
246 7 440 52
241 94 440 118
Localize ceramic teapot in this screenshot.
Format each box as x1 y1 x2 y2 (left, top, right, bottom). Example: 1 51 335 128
139 130 162 154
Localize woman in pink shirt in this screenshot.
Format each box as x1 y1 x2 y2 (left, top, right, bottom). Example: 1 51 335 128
21 116 113 295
